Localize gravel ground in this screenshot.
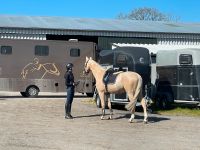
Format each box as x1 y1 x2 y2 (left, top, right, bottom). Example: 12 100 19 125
0 92 200 150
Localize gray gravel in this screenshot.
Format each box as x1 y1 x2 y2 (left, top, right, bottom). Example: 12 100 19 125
0 92 200 150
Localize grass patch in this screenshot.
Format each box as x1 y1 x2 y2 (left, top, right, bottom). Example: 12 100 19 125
81 98 96 105
155 107 200 117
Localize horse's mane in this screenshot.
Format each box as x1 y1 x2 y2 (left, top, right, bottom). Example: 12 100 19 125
90 59 105 70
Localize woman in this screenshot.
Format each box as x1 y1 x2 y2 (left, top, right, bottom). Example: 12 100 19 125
64 63 75 119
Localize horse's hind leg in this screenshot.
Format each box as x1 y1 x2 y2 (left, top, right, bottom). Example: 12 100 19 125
107 95 113 120
99 92 106 120
127 93 137 123
141 97 148 123
129 106 136 123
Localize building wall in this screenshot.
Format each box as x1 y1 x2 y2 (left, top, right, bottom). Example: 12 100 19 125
98 37 157 50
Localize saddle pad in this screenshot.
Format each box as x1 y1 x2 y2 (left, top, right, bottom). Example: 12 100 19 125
104 73 118 84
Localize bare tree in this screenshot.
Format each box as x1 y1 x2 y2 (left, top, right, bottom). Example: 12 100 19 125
117 7 180 22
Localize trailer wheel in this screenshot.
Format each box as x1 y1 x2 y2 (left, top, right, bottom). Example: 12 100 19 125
26 86 39 97
20 92 28 97
86 93 94 97
156 92 173 110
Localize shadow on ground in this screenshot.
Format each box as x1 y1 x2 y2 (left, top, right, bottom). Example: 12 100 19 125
113 113 170 123
0 94 88 100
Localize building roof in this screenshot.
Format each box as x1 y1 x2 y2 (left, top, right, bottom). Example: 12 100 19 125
0 15 200 34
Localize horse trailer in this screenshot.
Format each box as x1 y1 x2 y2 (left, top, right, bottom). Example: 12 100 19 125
95 46 151 107
155 48 200 108
0 39 96 97
94 46 200 109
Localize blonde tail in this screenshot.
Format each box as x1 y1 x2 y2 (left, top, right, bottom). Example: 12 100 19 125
125 75 142 111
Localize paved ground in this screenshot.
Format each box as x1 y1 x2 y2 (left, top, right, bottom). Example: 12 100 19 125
0 92 200 150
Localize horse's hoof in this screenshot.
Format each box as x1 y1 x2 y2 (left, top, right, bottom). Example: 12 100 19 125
128 119 133 123
108 116 113 120
101 116 105 120
143 120 148 124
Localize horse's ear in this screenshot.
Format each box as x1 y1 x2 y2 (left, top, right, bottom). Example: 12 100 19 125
86 56 88 60
89 57 92 60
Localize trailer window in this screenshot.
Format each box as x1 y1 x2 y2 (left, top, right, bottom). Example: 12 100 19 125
116 54 127 64
1 46 12 55
70 48 80 57
179 54 193 65
35 46 49 56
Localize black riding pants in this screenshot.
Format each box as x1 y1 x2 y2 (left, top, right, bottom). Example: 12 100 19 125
65 86 74 115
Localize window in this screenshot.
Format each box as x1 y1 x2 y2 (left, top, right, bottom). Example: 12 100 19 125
35 45 49 56
70 48 80 57
1 46 12 55
116 54 127 64
179 54 193 65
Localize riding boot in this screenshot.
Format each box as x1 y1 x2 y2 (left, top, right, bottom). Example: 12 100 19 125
65 102 73 119
65 102 70 117
68 103 73 119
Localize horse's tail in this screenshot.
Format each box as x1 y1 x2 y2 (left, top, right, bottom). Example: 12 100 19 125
125 74 142 111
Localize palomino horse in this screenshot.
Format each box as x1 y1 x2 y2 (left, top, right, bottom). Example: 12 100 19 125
84 57 148 123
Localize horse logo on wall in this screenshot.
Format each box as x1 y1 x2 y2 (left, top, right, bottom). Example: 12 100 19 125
21 58 60 79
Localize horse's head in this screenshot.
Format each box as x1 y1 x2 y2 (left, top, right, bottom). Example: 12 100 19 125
83 56 92 75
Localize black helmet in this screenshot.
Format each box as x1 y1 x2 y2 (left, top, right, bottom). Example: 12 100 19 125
66 63 73 69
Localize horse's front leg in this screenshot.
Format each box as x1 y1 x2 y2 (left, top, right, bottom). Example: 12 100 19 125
107 95 113 120
101 109 105 120
99 92 106 120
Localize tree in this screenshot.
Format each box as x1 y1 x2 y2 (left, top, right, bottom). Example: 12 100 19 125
117 7 180 22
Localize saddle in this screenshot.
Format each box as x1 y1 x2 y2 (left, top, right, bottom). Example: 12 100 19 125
103 68 122 93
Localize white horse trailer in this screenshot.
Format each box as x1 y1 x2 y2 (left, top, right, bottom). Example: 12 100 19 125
155 48 200 108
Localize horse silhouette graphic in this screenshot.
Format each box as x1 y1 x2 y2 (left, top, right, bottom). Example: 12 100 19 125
21 58 60 79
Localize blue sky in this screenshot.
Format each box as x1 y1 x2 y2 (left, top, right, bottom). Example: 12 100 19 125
0 0 200 22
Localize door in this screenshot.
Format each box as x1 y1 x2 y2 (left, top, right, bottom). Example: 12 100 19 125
177 66 197 100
